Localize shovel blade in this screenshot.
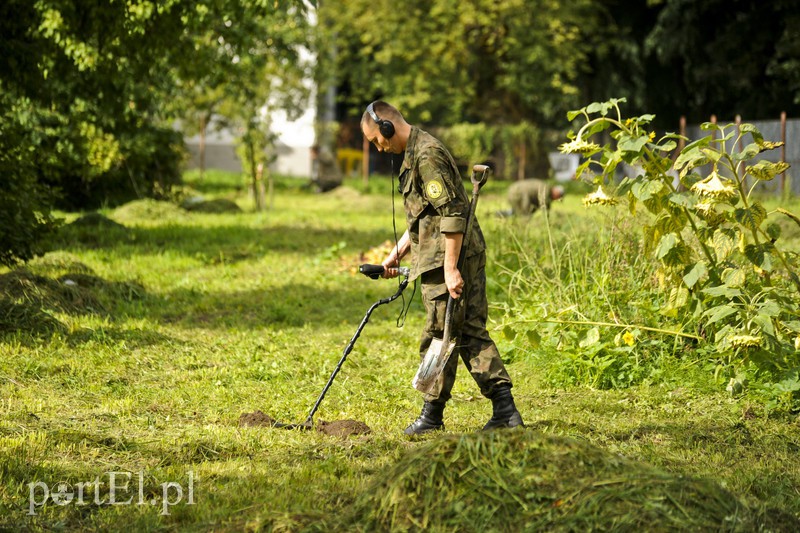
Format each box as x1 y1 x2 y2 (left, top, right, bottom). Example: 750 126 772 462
412 337 456 394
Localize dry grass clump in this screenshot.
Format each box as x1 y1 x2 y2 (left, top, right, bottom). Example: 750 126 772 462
55 212 131 248
69 212 128 230
26 251 94 277
344 430 795 532
325 185 362 200
0 269 104 315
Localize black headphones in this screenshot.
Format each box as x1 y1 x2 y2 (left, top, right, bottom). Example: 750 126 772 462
367 101 395 139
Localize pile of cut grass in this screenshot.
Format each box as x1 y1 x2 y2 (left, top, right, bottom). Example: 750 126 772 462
112 199 189 224
0 270 103 316
335 430 797 532
0 260 145 334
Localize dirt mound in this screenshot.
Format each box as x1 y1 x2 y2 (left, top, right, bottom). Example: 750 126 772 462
238 411 277 427
316 419 371 437
238 412 371 437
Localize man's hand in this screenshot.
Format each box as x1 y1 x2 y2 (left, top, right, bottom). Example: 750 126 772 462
445 267 464 299
381 259 400 279
380 230 410 279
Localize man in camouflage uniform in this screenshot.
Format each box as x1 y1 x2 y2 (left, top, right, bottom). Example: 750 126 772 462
360 100 524 436
507 179 564 216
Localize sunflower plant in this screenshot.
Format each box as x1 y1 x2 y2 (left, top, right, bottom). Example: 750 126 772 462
561 98 800 406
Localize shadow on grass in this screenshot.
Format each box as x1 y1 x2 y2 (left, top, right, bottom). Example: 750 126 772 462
141 281 408 330
29 216 408 334
50 221 390 263
65 324 181 350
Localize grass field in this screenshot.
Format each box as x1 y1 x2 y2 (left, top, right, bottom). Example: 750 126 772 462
1 169 799 531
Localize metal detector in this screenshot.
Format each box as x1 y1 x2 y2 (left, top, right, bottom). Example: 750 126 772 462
270 264 409 429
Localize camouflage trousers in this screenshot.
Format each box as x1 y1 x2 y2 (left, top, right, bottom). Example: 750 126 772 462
418 252 513 403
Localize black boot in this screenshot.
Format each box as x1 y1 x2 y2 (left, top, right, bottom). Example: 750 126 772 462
482 385 524 430
404 401 445 436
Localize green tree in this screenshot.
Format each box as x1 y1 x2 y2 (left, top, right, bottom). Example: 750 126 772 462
320 0 599 177
644 0 800 123
0 0 312 263
324 0 597 127
0 92 59 267
179 1 313 209
174 1 312 189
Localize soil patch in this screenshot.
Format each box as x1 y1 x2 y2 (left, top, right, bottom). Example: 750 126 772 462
238 410 277 427
316 419 371 437
238 411 371 436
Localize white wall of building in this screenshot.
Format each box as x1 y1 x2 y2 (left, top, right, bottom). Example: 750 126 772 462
184 107 315 178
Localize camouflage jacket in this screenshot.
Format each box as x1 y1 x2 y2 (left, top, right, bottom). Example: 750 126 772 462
399 127 485 281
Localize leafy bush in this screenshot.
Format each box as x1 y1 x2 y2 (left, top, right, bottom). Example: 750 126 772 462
492 208 699 391
558 98 800 410
0 92 60 267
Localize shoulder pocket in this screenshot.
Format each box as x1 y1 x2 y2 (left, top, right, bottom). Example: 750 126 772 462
400 169 413 194
402 171 426 219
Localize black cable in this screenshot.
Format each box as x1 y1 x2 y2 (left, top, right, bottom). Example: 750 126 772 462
390 155 415 327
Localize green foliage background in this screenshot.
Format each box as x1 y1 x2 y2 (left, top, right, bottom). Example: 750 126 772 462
0 0 311 266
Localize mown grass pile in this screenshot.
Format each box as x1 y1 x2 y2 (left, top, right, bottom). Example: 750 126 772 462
342 429 793 532
1 169 799 530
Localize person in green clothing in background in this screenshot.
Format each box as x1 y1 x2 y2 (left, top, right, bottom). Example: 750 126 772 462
502 179 565 217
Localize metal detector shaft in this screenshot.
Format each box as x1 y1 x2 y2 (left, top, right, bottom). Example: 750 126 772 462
301 270 409 425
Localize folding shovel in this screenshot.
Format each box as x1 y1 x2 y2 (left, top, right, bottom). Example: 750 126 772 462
412 164 490 394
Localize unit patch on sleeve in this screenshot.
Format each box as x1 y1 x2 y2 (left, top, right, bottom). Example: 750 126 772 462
426 179 444 200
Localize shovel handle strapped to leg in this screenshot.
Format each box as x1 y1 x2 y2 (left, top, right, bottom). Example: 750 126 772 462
271 266 409 430
413 164 490 393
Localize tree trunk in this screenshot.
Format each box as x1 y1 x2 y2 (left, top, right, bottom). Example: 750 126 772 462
249 142 263 211
199 113 208 180
517 141 527 181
